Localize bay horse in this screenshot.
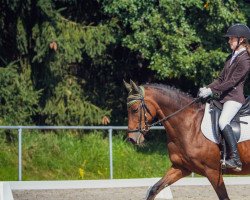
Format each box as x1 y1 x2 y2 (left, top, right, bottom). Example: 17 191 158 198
124 80 250 200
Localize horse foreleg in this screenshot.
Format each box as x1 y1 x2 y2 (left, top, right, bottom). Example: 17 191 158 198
146 165 191 200
205 168 230 200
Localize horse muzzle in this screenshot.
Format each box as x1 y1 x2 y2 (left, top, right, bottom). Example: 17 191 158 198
127 131 145 145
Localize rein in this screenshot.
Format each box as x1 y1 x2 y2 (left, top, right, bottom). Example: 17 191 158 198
149 97 201 127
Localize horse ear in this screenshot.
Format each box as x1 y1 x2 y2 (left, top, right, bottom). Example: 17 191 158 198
123 80 132 92
130 80 140 93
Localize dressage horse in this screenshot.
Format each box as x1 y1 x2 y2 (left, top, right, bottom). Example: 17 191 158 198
124 80 250 200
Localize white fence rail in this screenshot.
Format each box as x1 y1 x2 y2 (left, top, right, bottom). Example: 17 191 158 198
0 126 165 181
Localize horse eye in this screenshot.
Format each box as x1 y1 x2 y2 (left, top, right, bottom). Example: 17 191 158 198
132 107 139 113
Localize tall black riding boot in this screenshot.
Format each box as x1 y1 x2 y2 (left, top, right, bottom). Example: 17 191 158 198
221 125 242 172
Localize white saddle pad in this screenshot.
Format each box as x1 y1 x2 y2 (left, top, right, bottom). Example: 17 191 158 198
201 103 250 144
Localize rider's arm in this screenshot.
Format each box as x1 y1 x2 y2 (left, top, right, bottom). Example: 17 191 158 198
208 58 250 96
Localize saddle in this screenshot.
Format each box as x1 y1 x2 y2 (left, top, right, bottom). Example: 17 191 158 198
210 96 250 142
210 96 250 162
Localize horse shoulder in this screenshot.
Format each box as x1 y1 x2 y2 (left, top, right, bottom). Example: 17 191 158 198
167 141 185 165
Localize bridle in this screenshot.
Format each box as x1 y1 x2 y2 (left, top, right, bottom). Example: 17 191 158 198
127 96 153 134
126 96 153 144
127 89 201 144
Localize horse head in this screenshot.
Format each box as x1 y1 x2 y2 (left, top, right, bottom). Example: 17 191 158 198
124 80 156 145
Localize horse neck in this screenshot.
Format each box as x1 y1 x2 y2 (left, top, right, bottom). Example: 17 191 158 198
151 89 193 117
149 88 201 138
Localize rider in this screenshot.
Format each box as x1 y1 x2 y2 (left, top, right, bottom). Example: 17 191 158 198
198 23 250 171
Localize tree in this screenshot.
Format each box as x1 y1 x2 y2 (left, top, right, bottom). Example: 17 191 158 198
0 0 113 125
0 62 40 125
0 0 249 126
99 0 247 87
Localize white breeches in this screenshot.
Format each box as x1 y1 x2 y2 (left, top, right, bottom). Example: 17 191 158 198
219 100 242 130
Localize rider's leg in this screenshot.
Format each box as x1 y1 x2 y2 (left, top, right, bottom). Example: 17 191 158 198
219 100 242 171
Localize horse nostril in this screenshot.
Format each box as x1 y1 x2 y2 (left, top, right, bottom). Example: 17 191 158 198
128 137 136 144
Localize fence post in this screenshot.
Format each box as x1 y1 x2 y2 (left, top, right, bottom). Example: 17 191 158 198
108 128 113 179
18 128 22 181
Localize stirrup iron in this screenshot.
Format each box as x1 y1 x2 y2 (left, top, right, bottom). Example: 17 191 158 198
221 159 226 170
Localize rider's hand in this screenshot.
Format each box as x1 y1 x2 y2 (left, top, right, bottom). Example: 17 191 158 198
198 87 213 98
199 87 206 92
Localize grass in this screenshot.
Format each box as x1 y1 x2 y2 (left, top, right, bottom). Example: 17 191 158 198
0 130 171 181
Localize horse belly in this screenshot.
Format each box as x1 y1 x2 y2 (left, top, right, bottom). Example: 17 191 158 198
239 140 250 158
225 140 250 175
224 166 250 175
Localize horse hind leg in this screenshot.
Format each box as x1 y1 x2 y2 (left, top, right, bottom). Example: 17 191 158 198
145 166 191 200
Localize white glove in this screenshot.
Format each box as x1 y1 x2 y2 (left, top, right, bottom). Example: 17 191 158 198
199 87 207 93
198 87 213 98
